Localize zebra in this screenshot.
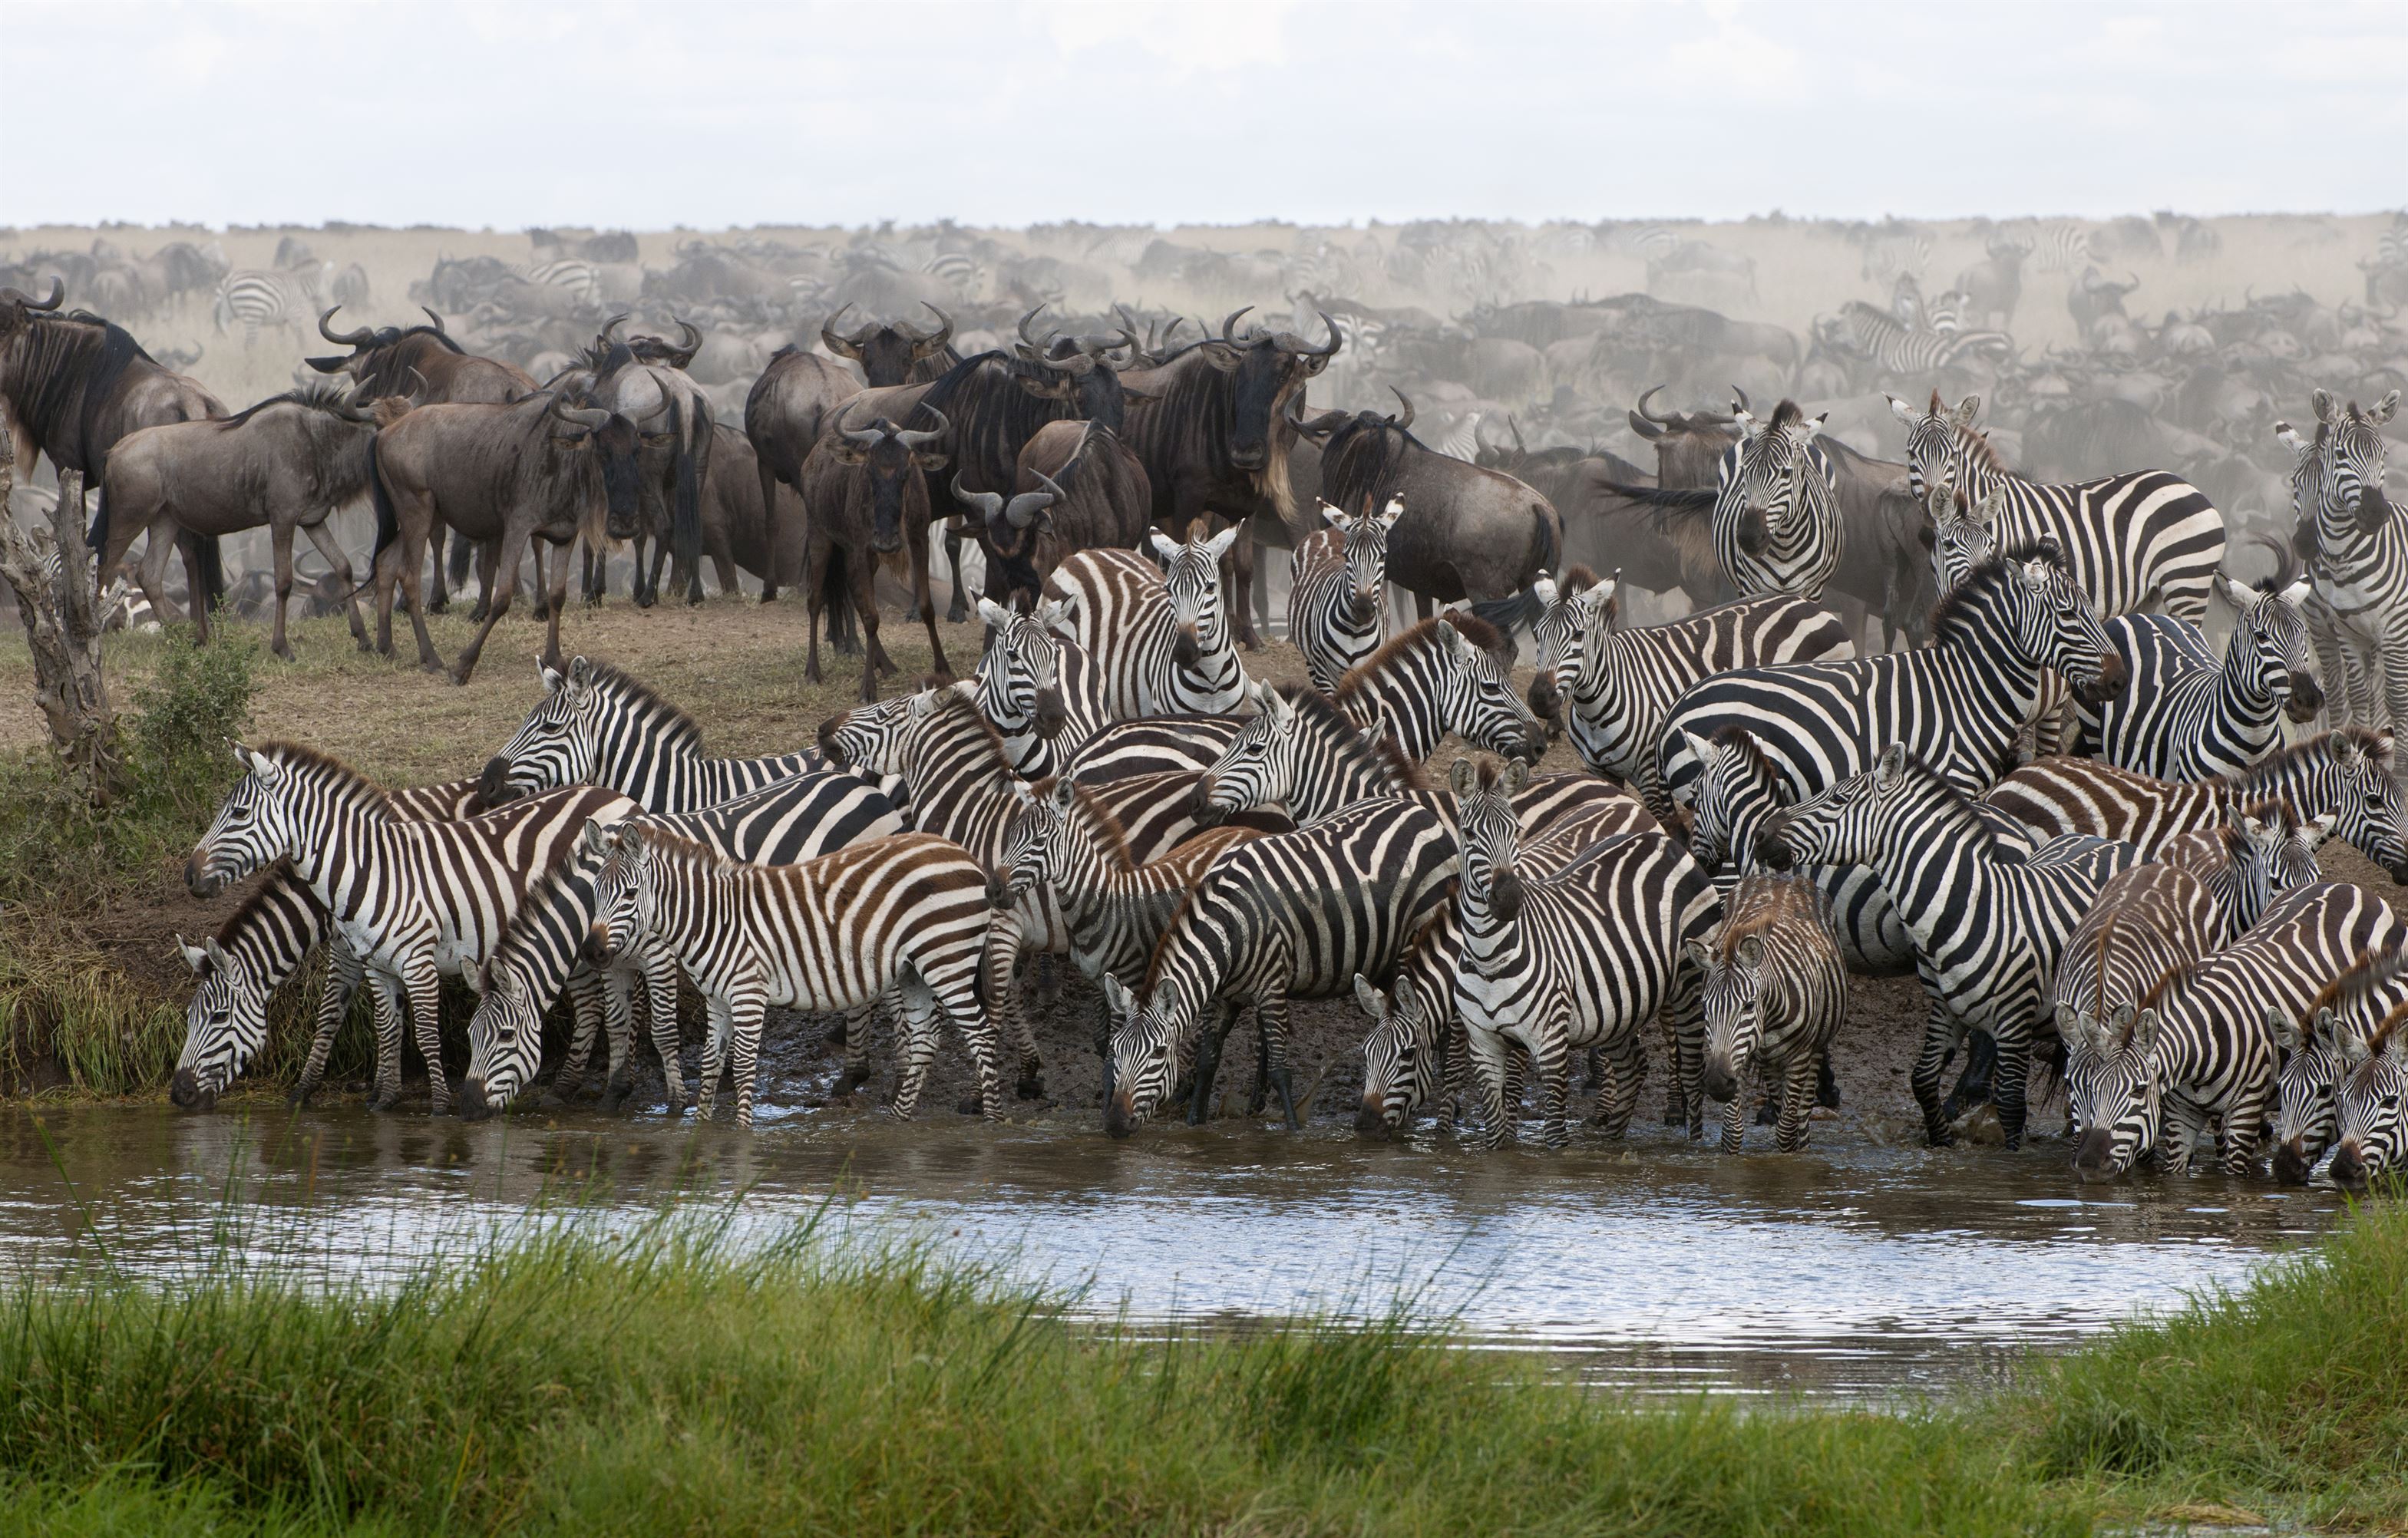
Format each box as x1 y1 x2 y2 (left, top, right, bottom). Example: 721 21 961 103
583 824 1002 1126
2271 946 2408 1183
1833 302 2013 378
1450 756 1719 1150
1888 391 2227 623
459 768 909 1118
165 772 507 1111
518 258 603 305
1712 398 1843 602
2159 797 2332 933
2029 220 2096 274
186 743 636 1114
1984 731 2408 878
1531 573 1853 819
2074 881 2402 1179
212 266 320 348
482 657 843 811
1682 873 1846 1154
971 596 1110 779
1102 794 1459 1136
2281 391 2404 730
1046 533 1252 718
1287 497 1402 691
1757 744 2139 1148
2329 999 2408 1189
1659 543 2125 808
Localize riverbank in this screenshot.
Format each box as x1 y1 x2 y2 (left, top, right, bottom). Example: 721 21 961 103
2 1192 2402 1536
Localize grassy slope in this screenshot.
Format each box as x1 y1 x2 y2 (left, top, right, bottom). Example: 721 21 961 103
2 1199 2403 1537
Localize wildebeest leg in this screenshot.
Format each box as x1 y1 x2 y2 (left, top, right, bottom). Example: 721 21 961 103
804 536 831 685
426 525 449 615
392 520 446 675
851 545 886 703
451 528 525 685
527 543 549 622
123 520 177 633
268 515 299 661
909 524 953 681
467 538 498 624
942 518 970 624
581 542 606 606
539 536 572 670
1227 521 1261 649
301 518 371 652
645 536 673 609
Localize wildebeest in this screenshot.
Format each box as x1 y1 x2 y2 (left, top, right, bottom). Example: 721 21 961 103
799 407 953 700
0 279 226 610
96 384 401 658
1118 307 1341 646
566 318 713 607
697 421 804 600
818 302 960 388
367 389 616 683
950 473 1062 612
1291 388 1561 639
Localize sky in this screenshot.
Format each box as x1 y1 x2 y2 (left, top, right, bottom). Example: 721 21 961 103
3 0 2402 231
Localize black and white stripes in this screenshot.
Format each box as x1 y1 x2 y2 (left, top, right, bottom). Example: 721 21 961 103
1287 497 1402 691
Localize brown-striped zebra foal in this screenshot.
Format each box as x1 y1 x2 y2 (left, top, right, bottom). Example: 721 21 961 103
582 824 1003 1127
1683 874 1847 1153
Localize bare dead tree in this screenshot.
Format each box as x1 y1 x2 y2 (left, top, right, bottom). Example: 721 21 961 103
0 433 121 803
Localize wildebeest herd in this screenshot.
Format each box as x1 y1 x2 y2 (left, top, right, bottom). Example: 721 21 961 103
3 213 2407 1187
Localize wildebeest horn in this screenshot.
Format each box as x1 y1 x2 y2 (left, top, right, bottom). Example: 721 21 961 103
1387 387 1416 430
900 303 953 349
1633 384 1675 425
2 277 64 311
895 405 948 451
419 306 448 334
821 302 864 358
550 395 611 431
1293 311 1342 358
318 305 373 347
1219 307 1254 346
667 318 703 367
952 475 1003 517
600 313 628 344
1508 415 1528 454
1730 384 1752 414
1003 480 1056 529
1017 303 1050 348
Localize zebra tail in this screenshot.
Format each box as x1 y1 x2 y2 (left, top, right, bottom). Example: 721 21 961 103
368 444 400 566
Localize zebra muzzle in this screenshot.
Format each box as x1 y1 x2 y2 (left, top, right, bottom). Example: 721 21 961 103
184 853 222 899
1753 834 1795 873
580 924 618 967
169 1067 214 1111
1526 675 1561 722
2326 1140 2368 1189
1104 1086 1135 1140
2071 1126 2122 1180
2273 1136 2314 1186
477 754 515 807
1033 689 1068 738
458 1077 494 1121
2283 672 2324 721
1171 626 1202 668
1356 1094 1393 1137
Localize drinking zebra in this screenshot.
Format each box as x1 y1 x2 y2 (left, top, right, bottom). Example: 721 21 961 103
1985 732 2408 879
1683 873 1846 1154
971 597 1109 778
1046 533 1252 718
1530 572 1853 818
458 769 909 1118
2281 391 2403 730
2072 881 2400 1179
1757 744 2138 1148
1712 398 1843 602
2271 947 2408 1184
1287 497 1403 691
213 266 321 348
583 825 1002 1126
1103 795 1459 1136
1888 391 2226 622
186 744 635 1114
2329 1002 2408 1189
1450 757 1719 1150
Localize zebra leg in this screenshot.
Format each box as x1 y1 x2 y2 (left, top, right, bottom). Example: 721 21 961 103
2219 1084 2271 1177
1531 1028 1574 1150
401 955 452 1116
1664 967 1707 1139
366 969 410 1111
597 962 638 1112
931 962 1008 1124
547 969 605 1106
726 992 769 1130
1257 993 1299 1129
1911 1003 1962 1147
2159 1093 2208 1177
1722 1084 1746 1155
639 950 684 1114
1463 1022 1515 1150
1817 1053 1841 1110
1777 1054 1818 1154
889 977 946 1122
832 1004 877 1100
1187 1005 1237 1124
1592 1031 1647 1140
294 940 367 1107
1941 1028 1999 1121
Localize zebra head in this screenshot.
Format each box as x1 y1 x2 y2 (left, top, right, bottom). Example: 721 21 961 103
817 687 942 776
1528 568 1616 721
2318 729 2408 882
1951 541 2126 706
1431 616 1547 764
1756 741 1917 873
1687 932 1771 1107
1673 726 1782 878
975 597 1075 741
2311 388 2400 535
461 955 553 1121
2222 800 2331 932
1102 972 1198 1138
2057 1001 2162 1182
2273 1005 2353 1185
997 777 1073 906
580 822 656 969
1717 398 1831 547
2327 1002 2408 1190
2211 568 2322 722
1354 965 1447 1137
484 656 604 804
187 744 311 898
170 935 269 1111
1193 685 1297 823
1921 482 2002 597
1326 496 1402 625
1148 524 1239 669
1450 754 1531 923
1888 391 1984 500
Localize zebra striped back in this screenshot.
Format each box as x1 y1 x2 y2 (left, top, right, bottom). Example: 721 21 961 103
2079 576 2320 781
1287 498 1402 691
1336 612 1545 764
486 657 824 811
972 598 1110 779
1758 744 2137 1147
2159 799 2330 933
1683 873 1847 1153
2284 391 2405 734
1713 399 1842 602
213 266 319 345
1105 795 1458 1135
171 870 328 1107
1449 756 1719 1149
1048 535 1251 718
1891 391 2226 622
464 770 908 1111
1058 713 1247 784
2272 946 2408 1183
1836 302 2011 377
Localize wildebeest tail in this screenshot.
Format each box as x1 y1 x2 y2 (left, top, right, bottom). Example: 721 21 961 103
1468 500 1561 639
187 533 225 615
85 477 110 551
445 526 474 589
368 442 399 565
672 391 704 602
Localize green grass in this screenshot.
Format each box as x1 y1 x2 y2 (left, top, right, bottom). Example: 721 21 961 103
5 1194 2405 1536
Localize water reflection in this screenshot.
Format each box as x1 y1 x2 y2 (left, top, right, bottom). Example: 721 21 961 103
0 1104 2344 1400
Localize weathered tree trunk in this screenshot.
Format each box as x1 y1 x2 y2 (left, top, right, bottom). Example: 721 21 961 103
0 434 122 803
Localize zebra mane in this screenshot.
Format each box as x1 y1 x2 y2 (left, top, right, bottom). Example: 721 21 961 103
1719 872 1829 953
2302 946 2408 1029
1708 722 1779 785
1339 612 1509 695
1766 398 1805 434
1049 777 1137 871
923 684 1019 776
1561 563 1602 592
211 864 309 950
1923 541 2063 642
578 661 706 755
216 380 358 429
1280 682 1428 791
2233 726 2395 792
627 823 732 874
255 741 395 817
2137 956 2200 1017
1948 418 2007 476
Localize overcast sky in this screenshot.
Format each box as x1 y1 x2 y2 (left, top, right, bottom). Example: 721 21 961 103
5 1 2403 231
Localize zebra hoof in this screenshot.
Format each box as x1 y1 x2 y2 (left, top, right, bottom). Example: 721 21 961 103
1016 1074 1045 1101
954 1093 985 1116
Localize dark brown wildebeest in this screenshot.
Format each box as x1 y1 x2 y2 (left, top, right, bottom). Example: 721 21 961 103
972 322 1154 612
366 390 615 683
1117 307 1339 648
564 318 714 608
949 470 1062 612
96 384 404 658
1475 418 1721 619
0 279 226 609
798 407 950 701
1290 388 1561 642
697 421 804 600
818 302 960 388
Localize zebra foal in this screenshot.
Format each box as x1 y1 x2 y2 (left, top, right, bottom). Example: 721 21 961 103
1683 873 1847 1154
1287 497 1402 691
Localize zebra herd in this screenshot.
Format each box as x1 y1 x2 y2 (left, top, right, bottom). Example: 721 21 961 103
167 387 2408 1187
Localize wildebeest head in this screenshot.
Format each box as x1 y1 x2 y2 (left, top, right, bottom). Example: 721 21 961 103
1196 306 1340 471
1011 304 1150 430
955 472 1059 608
1627 384 1738 489
822 302 954 388
0 276 64 342
833 406 950 553
537 392 631 534
305 304 468 399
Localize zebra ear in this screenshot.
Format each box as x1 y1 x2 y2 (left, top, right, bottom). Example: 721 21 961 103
176 935 209 974
2370 389 2401 426
1676 728 1716 774
1318 500 1352 532
1353 972 1388 1019
1582 570 1619 607
2124 1005 2155 1058
580 820 613 857
1885 393 1918 426
2271 1006 2302 1055
1501 757 1531 795
1448 757 1476 795
1433 617 1470 664
976 596 1012 630
1263 686 1293 725
540 659 566 693
2053 1003 2083 1050
1147 530 1181 563
2312 388 2338 425
1732 934 1764 970
1098 973 1134 1018
908 688 939 721
1952 394 1982 427
1201 524 1239 563
1680 938 1714 973
2277 576 2313 609
2301 812 2337 852
1049 777 1076 813
1798 411 1828 442
567 656 593 688
1531 575 1558 609
1036 597 1072 632
1376 497 1405 532
1876 741 1909 785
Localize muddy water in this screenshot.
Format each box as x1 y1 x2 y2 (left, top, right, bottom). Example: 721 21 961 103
0 1104 2345 1401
